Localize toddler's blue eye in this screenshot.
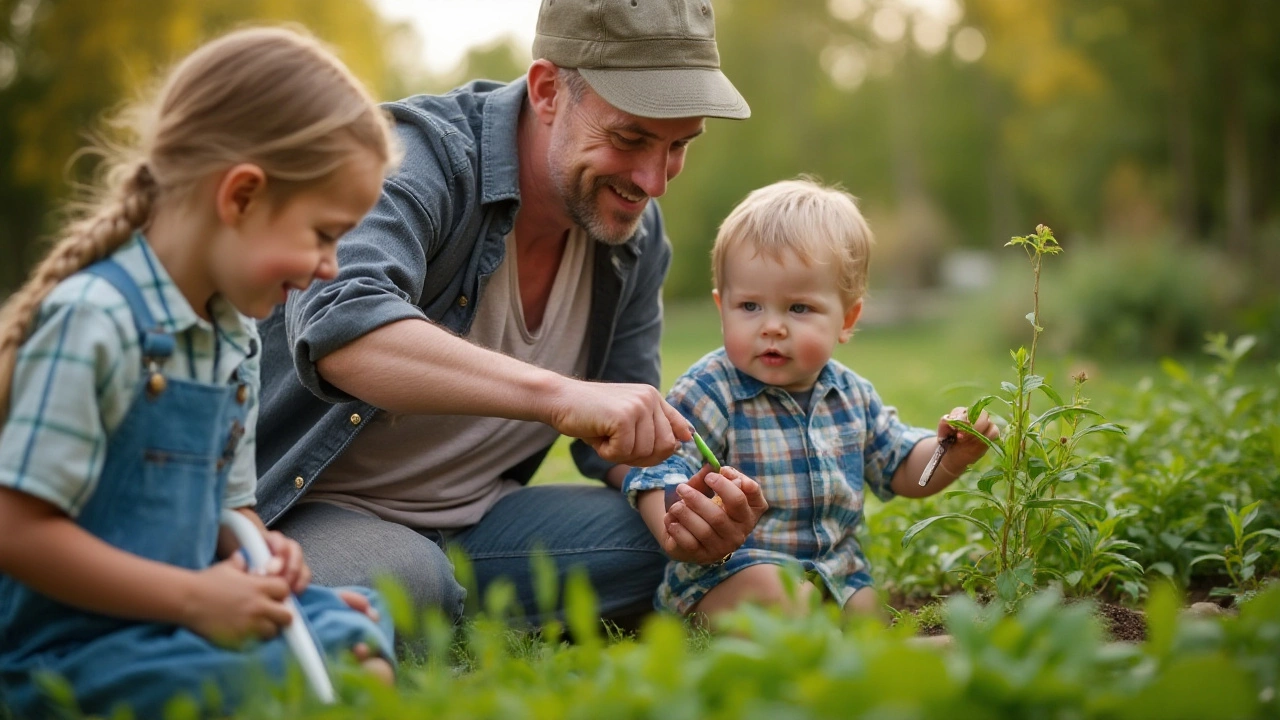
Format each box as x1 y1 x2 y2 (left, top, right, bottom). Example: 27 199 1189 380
741 301 760 312
790 304 809 314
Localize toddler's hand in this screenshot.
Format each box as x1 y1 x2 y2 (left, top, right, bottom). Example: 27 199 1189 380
186 554 292 647
663 465 768 565
263 530 312 593
938 406 999 475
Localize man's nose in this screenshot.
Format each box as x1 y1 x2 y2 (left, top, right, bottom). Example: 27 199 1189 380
632 150 668 199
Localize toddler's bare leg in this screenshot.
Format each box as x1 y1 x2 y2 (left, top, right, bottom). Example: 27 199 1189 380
690 564 818 618
842 586 888 623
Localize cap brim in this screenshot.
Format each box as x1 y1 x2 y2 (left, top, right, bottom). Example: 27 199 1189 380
579 66 750 120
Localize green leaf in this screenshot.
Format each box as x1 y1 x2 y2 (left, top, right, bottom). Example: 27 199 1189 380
1023 497 1104 512
1064 570 1083 586
563 567 601 650
1075 422 1127 438
1160 357 1190 383
902 513 997 548
1188 553 1226 569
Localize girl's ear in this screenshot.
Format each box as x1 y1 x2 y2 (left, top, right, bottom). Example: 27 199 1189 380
838 299 863 343
215 163 268 227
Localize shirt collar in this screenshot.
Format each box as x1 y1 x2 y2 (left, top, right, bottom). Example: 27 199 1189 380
116 234 255 355
726 359 848 404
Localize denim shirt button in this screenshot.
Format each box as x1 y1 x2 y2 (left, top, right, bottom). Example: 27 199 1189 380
349 413 362 425
458 295 468 307
294 476 305 489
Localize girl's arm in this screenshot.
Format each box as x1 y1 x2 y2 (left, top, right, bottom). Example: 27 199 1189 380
0 487 292 643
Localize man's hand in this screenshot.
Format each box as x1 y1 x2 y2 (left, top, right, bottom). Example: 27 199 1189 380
663 465 768 565
547 378 691 466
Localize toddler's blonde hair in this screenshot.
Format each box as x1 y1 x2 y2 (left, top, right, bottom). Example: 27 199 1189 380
712 176 873 306
0 26 399 423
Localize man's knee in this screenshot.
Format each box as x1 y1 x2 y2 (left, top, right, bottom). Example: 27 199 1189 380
274 503 467 622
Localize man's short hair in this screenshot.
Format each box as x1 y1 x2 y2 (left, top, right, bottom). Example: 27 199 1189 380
712 176 874 306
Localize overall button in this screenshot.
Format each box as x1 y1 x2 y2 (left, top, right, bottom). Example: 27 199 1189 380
146 373 167 397
235 384 249 404
457 295 468 307
350 413 362 425
294 476 305 489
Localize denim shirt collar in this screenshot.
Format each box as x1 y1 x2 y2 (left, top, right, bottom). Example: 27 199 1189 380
481 77 648 256
728 360 849 406
480 79 525 205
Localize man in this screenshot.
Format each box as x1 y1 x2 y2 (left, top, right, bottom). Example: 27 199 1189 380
254 0 767 625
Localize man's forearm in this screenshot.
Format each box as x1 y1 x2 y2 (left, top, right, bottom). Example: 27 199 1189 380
316 318 566 421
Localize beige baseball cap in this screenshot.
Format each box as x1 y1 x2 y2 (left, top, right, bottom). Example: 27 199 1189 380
532 0 750 120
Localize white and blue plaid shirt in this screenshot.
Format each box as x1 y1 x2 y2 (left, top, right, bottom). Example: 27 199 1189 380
0 235 260 517
624 348 931 613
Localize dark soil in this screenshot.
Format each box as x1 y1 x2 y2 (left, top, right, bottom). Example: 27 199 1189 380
890 594 1148 642
1095 602 1146 642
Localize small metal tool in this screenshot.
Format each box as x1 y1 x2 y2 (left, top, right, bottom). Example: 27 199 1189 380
918 434 957 487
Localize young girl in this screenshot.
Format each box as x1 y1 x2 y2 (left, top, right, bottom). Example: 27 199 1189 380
0 27 400 717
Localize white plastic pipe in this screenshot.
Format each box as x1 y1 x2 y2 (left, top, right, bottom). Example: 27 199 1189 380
219 510 336 704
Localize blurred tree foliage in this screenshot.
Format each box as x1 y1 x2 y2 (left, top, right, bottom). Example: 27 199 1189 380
3 0 1279 315
0 0 415 291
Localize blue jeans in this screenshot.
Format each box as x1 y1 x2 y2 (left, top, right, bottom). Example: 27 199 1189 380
273 485 665 627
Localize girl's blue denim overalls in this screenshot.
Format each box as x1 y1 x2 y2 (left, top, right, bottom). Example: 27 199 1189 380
0 260 393 718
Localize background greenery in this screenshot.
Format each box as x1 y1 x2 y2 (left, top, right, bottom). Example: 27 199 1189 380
3 0 1280 358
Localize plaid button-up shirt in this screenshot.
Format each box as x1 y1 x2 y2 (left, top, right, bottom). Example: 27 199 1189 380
624 348 930 613
0 235 259 517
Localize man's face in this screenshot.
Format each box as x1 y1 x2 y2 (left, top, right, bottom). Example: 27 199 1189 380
547 85 705 245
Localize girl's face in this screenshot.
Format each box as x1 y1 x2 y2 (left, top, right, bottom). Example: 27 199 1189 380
714 246 861 392
212 152 383 319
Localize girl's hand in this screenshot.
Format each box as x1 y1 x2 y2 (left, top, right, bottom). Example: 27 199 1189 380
263 530 312 593
663 465 768 565
335 588 382 623
938 406 1000 474
186 554 292 647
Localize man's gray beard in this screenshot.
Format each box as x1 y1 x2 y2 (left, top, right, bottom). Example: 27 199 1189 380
566 196 643 246
557 172 646 246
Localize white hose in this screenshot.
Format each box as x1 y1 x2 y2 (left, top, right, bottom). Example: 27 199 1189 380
219 510 336 704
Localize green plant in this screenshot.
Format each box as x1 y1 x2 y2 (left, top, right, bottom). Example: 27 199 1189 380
1188 500 1280 598
903 225 1127 609
1052 503 1146 601
1100 334 1280 590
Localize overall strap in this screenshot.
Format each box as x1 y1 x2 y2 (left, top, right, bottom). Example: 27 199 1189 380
82 259 175 362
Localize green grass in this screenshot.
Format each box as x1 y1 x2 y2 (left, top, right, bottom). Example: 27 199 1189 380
530 292 1274 486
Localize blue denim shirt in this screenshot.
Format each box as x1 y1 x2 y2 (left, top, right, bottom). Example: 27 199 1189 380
254 78 673 526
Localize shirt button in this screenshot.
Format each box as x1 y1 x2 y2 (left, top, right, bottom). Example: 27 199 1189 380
294 476 305 489
350 413 362 425
457 295 468 307
235 384 249 404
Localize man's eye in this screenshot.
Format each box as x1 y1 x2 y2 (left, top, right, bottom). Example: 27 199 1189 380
615 134 644 147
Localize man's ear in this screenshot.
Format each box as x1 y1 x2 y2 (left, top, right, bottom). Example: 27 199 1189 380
214 163 268 228
526 59 565 126
838 299 863 343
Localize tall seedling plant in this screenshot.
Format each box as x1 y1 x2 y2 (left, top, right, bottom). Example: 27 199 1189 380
902 225 1127 609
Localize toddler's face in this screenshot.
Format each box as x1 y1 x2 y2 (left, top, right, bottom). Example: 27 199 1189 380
715 247 860 392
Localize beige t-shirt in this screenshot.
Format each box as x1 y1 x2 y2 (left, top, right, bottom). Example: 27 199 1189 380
308 230 595 528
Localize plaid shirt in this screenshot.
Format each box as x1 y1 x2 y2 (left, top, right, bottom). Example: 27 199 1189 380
0 235 259 517
624 348 930 613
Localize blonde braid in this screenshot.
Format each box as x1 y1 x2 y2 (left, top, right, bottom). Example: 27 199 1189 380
0 163 157 423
